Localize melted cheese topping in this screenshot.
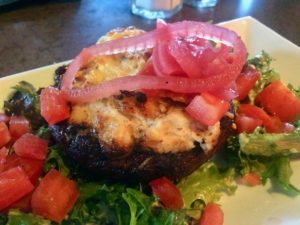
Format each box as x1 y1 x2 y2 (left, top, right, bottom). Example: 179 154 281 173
69 27 221 154
70 96 220 154
73 27 148 88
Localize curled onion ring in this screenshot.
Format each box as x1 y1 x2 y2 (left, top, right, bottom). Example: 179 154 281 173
61 21 247 103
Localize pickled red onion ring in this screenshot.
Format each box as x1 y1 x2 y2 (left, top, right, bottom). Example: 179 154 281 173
66 71 238 103
61 21 247 102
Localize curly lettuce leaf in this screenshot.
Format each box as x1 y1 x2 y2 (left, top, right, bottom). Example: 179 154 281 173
247 51 280 103
6 210 50 225
226 135 300 196
178 162 236 209
3 81 46 130
239 132 300 156
0 214 8 225
44 146 70 177
65 182 190 225
287 83 300 99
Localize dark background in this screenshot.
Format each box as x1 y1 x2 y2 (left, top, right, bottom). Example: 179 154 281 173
0 0 299 77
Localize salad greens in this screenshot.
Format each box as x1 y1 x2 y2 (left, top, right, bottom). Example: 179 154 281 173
1 51 300 225
226 135 300 196
239 131 300 156
3 81 46 130
247 51 280 103
178 163 236 209
6 210 50 225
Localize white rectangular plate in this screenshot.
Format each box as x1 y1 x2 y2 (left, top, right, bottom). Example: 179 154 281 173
1 16 300 225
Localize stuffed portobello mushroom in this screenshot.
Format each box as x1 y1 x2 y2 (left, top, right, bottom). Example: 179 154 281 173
50 23 245 182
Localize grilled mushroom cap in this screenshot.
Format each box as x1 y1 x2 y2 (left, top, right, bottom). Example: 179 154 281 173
50 27 234 182
50 114 233 182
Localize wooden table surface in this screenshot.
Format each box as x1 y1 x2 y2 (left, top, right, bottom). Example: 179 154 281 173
0 0 299 77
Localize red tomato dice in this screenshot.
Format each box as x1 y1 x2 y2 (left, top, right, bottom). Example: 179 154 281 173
199 203 224 225
31 169 80 223
0 147 9 172
0 122 11 148
149 177 184 209
266 116 295 133
40 87 70 125
256 80 300 122
2 154 44 184
10 193 32 212
0 167 34 211
235 115 262 133
0 113 10 123
13 133 48 160
238 104 290 133
186 93 230 126
235 66 260 101
209 81 238 101
9 116 30 141
240 173 261 186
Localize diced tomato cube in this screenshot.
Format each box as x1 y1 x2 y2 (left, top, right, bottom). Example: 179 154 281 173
199 203 224 225
13 133 48 160
256 80 300 122
2 154 44 184
235 66 260 101
238 104 291 133
235 115 262 133
0 122 11 148
238 104 270 123
40 87 70 125
0 147 9 173
149 176 184 209
240 172 261 186
0 113 10 123
209 81 238 101
266 116 295 133
9 116 30 141
0 167 34 211
31 169 79 223
186 93 230 126
10 193 33 212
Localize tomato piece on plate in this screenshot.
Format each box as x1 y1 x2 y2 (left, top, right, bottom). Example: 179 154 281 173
0 113 10 123
256 80 300 122
10 193 33 212
0 122 11 148
40 87 70 125
209 81 237 100
13 133 48 160
186 93 230 126
199 203 224 225
238 104 290 133
240 172 261 186
235 115 262 133
0 167 34 211
265 116 294 133
9 116 30 141
2 154 44 184
149 176 184 209
235 66 260 101
31 169 80 223
0 147 9 173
